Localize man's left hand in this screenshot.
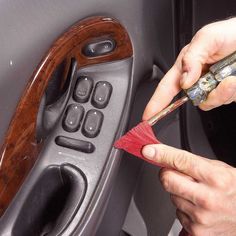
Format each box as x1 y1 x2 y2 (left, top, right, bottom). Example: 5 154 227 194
142 144 236 236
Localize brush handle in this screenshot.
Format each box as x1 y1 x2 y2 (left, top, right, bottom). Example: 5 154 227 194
147 96 188 126
148 51 236 126
185 51 236 106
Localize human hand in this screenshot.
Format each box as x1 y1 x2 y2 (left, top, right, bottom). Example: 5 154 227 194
143 17 236 120
142 144 236 236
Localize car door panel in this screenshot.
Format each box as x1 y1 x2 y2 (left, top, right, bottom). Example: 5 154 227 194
0 0 235 235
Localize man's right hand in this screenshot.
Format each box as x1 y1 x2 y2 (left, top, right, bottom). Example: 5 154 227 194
143 17 236 121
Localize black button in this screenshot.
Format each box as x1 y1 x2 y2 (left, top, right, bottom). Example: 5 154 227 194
63 104 84 132
74 76 93 103
91 81 112 109
82 110 103 138
55 136 95 153
82 39 116 57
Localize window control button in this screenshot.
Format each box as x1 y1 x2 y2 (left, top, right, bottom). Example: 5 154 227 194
55 136 95 153
82 38 116 57
63 104 84 132
82 109 103 138
74 76 93 103
91 81 112 109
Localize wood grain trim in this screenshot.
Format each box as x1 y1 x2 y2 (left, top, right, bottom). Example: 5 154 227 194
0 16 132 216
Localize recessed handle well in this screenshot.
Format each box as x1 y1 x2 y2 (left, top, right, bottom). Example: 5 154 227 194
13 164 86 236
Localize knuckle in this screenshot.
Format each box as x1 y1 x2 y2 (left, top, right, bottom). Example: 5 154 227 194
179 45 190 61
192 211 202 224
160 171 171 191
157 147 166 163
195 27 208 39
199 25 212 34
180 45 189 55
219 79 236 102
213 170 233 190
196 192 215 210
224 76 236 86
199 101 214 111
188 224 204 236
197 196 209 209
192 211 211 226
182 53 192 70
196 24 217 40
172 151 191 172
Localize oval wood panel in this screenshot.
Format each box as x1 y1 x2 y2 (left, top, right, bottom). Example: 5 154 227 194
0 16 132 216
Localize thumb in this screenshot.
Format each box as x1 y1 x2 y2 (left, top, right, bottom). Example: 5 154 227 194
142 144 211 182
180 26 225 89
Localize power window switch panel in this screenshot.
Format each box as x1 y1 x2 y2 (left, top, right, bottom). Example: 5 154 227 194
91 81 112 109
55 136 95 153
82 109 103 138
74 76 93 103
63 104 84 132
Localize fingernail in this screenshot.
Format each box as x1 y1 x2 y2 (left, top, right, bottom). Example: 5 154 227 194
180 72 188 86
142 146 156 160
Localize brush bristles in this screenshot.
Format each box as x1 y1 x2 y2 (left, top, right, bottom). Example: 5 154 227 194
114 121 159 158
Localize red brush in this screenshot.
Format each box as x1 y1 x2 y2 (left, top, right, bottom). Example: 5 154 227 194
114 96 188 157
114 96 190 236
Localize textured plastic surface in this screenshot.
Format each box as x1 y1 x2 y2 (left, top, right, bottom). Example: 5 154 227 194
0 59 133 236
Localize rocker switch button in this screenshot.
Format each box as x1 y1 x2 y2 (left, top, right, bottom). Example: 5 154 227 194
92 81 112 109
74 76 93 103
82 110 103 138
63 104 84 132
82 39 116 57
55 136 95 153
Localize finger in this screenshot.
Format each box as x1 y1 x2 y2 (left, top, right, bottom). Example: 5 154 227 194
171 194 215 227
143 46 189 120
179 228 190 236
199 76 236 110
177 210 207 236
142 65 181 120
210 159 232 168
142 144 212 182
160 168 200 204
170 194 196 216
176 209 192 234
